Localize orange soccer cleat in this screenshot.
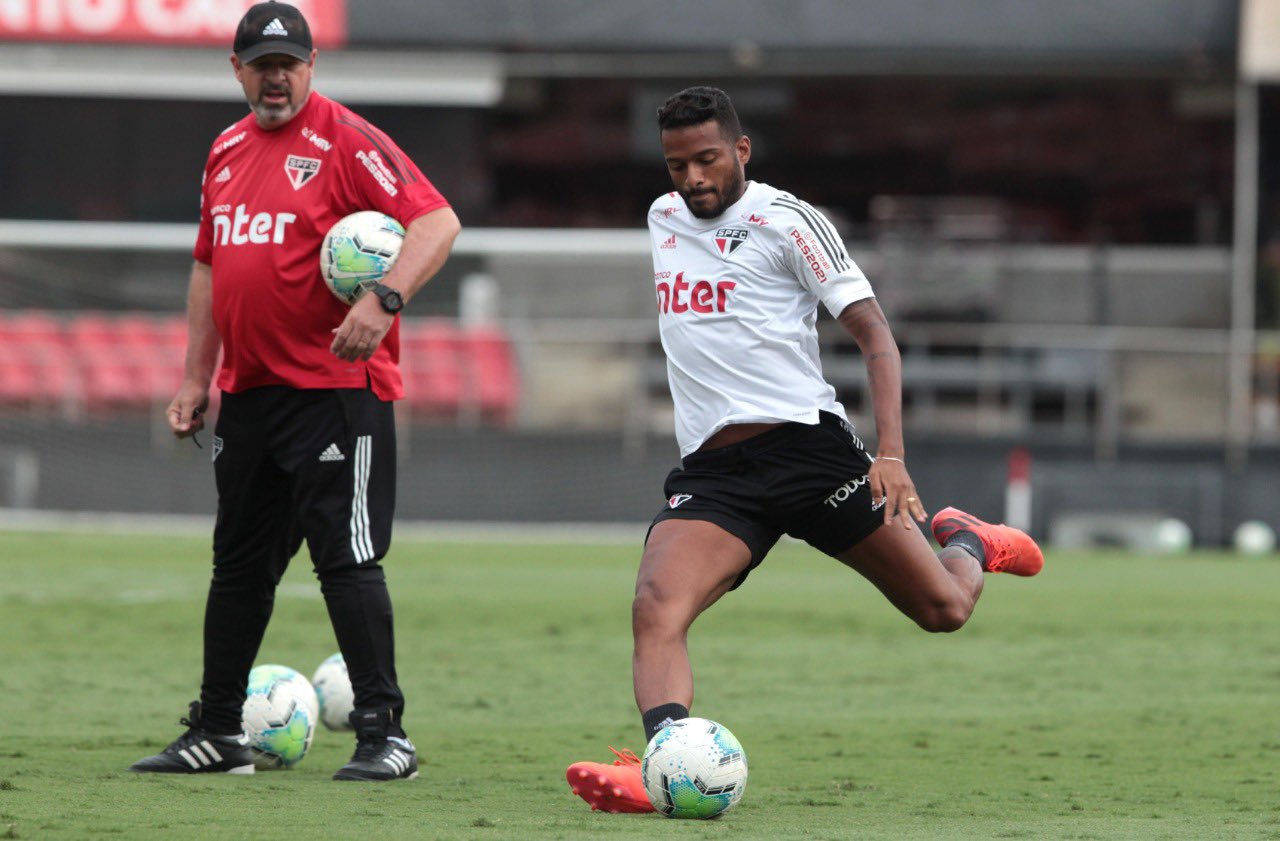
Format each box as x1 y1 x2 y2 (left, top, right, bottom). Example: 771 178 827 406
931 506 1044 577
565 747 654 814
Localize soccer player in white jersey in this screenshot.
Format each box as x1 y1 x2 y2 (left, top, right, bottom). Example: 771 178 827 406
566 86 1044 814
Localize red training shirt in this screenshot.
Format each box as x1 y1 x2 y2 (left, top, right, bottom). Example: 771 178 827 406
194 92 450 400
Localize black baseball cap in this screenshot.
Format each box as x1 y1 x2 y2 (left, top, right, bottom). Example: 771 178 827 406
233 2 313 64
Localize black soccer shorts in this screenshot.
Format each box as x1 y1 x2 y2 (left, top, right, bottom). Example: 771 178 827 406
648 411 883 589
210 385 396 579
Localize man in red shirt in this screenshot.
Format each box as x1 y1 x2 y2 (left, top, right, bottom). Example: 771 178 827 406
130 1 460 781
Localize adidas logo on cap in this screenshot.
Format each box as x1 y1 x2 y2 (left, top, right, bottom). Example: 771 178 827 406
233 3 313 64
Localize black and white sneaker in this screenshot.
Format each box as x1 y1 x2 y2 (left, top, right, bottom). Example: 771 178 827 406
333 709 418 781
130 701 255 774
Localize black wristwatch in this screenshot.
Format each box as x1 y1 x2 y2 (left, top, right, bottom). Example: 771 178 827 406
370 282 404 314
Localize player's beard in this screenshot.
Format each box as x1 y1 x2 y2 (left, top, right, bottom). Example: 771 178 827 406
251 83 305 126
682 169 745 219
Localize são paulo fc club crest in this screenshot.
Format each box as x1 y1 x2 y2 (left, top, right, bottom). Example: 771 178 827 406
713 227 749 257
284 155 321 190
668 493 692 509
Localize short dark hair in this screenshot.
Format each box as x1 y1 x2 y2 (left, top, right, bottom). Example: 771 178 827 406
656 86 743 141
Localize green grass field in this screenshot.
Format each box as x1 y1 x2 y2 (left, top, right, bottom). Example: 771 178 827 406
0 530 1277 840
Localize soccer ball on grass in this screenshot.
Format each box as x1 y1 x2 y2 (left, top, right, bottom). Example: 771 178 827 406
642 717 748 818
319 211 405 305
311 652 355 731
241 664 318 769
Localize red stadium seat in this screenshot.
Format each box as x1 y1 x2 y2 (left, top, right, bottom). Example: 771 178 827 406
151 317 190 399
400 319 464 418
0 311 519 421
461 326 520 425
115 315 163 352
81 359 152 408
63 313 182 409
0 312 73 408
67 313 118 350
0 357 39 403
5 311 65 345
154 316 189 353
115 315 185 400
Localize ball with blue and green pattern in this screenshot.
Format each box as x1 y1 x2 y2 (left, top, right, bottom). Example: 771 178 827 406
319 211 406 305
241 664 318 769
642 717 748 818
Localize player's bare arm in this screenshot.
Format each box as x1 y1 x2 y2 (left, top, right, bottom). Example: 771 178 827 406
330 207 462 362
167 260 221 438
837 297 925 528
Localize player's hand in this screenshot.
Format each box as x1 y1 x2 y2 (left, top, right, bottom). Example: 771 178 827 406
868 457 926 529
330 294 395 362
166 382 209 439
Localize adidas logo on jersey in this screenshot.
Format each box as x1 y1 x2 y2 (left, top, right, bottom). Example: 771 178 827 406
214 166 231 183
319 443 345 462
262 17 288 36
660 234 677 249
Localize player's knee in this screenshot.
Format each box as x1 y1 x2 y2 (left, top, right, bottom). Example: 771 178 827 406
916 600 971 633
632 582 688 637
316 562 382 601
209 564 277 599
317 560 383 584
631 587 664 633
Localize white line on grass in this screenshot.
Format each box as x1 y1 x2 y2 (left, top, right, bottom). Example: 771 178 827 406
0 509 645 545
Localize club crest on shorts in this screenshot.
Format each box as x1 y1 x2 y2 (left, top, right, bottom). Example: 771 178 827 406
668 493 693 509
212 436 223 462
713 227 749 257
284 155 321 190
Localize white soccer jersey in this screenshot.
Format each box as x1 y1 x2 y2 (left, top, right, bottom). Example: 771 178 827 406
648 181 875 457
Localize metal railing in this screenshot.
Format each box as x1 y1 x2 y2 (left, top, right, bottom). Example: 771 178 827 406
2 222 1275 464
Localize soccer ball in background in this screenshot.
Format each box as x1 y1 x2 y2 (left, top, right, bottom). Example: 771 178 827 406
319 211 406 305
1233 520 1277 555
312 652 355 731
241 664 318 769
1152 518 1193 553
641 718 748 819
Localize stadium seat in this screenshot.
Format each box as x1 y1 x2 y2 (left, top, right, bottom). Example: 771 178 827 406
150 317 190 399
115 315 186 400
65 313 174 410
115 315 163 352
0 311 520 422
153 316 189 353
0 358 39 403
400 319 465 418
461 326 520 425
81 359 152 408
67 313 119 350
0 312 74 409
4 310 65 345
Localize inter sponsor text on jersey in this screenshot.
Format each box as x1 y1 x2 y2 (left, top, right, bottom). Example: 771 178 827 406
195 92 450 400
648 181 875 456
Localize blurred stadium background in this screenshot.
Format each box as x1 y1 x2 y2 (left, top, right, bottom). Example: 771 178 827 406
1 0 1278 549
